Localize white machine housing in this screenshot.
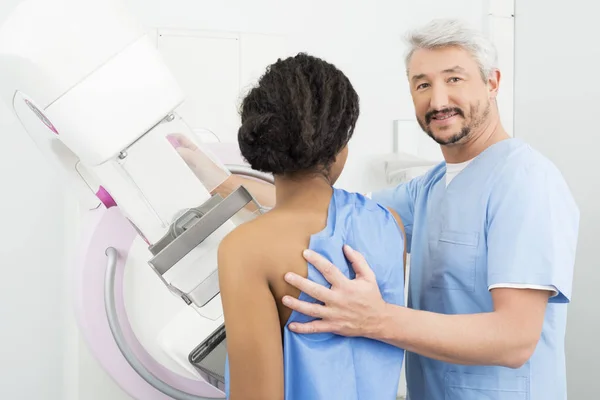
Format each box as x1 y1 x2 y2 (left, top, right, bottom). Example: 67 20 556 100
0 0 269 399
0 0 182 166
0 0 238 245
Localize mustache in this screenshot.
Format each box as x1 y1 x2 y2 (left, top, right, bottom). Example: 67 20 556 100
425 107 464 124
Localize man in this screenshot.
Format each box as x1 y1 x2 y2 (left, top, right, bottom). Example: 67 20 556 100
278 18 580 400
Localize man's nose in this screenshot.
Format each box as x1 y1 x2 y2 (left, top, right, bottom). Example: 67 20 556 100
430 85 449 111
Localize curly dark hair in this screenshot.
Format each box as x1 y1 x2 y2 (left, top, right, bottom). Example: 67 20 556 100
237 53 359 177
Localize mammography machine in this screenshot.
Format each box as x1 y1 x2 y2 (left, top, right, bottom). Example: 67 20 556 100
0 0 274 398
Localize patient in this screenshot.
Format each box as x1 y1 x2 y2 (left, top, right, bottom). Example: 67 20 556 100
218 53 407 400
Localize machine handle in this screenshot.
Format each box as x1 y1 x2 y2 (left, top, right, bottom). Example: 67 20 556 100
104 247 221 400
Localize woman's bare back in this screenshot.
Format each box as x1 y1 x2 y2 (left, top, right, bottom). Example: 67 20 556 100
239 203 331 329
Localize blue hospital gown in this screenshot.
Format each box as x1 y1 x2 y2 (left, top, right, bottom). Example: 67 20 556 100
225 188 406 399
372 138 579 400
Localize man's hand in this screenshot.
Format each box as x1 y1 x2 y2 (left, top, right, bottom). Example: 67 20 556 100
283 245 387 338
284 245 550 369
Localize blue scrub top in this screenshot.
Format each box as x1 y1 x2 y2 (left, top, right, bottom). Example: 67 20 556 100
372 138 579 400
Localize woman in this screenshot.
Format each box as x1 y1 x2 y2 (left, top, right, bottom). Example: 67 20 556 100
218 53 406 400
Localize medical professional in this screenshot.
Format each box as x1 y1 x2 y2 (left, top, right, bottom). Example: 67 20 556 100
277 18 580 400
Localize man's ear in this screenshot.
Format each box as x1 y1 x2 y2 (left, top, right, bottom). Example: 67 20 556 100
488 69 501 99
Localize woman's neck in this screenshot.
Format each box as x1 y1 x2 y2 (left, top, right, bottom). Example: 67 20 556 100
274 173 333 209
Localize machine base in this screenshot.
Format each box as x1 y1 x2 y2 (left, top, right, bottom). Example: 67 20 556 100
73 206 225 399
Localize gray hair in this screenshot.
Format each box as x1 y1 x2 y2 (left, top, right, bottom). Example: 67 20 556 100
404 18 498 81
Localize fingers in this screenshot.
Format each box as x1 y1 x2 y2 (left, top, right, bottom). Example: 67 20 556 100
176 147 221 170
284 272 334 303
282 294 329 319
166 133 198 150
174 147 198 168
287 320 335 334
343 245 376 280
301 249 348 287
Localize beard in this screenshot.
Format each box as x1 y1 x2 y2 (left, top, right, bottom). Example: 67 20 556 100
417 101 490 146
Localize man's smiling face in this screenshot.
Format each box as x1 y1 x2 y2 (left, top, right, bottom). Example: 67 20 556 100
408 45 496 146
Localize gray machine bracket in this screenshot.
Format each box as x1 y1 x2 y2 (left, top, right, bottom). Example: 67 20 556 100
147 185 256 307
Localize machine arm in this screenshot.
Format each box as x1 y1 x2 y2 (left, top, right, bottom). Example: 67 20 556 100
106 247 210 400
104 164 273 400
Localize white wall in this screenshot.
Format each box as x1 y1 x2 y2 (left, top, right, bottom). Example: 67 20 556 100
0 5 70 400
514 0 600 397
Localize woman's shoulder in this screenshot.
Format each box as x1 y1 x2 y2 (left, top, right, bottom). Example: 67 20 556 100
219 214 272 257
216 218 272 294
218 210 293 269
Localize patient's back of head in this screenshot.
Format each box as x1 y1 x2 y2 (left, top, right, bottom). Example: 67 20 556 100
237 53 359 180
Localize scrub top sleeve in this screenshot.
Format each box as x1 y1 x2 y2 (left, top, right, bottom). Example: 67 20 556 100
486 162 579 304
371 176 422 253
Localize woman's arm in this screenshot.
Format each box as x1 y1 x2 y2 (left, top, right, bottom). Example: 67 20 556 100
166 133 276 209
218 229 284 400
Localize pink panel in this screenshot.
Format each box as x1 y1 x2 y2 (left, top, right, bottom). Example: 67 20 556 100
71 206 224 399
